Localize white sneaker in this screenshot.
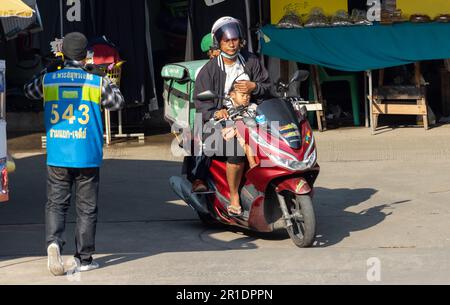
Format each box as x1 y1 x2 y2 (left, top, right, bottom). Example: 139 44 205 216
47 243 64 276
74 257 99 272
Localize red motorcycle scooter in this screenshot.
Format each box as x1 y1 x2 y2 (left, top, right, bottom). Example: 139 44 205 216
170 70 320 247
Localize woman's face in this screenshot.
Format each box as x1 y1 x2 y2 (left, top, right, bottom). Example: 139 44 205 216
230 90 250 106
220 38 240 56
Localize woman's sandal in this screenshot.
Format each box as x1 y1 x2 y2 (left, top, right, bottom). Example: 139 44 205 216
227 205 243 217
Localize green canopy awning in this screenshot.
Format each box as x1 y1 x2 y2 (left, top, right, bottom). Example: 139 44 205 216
260 22 450 71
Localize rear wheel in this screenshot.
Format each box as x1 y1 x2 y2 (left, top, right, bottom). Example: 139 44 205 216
284 194 316 247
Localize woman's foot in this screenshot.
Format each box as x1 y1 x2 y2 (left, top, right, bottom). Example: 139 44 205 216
227 204 243 216
248 160 258 169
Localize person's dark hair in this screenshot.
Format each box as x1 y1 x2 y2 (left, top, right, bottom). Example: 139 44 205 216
229 79 240 94
229 73 249 94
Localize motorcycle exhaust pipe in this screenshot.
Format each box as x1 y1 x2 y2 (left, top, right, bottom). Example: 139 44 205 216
169 176 210 215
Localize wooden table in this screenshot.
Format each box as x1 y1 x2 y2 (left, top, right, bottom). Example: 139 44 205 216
369 62 429 133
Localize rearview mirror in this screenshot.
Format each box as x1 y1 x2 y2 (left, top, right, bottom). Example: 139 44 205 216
289 70 309 84
196 90 218 101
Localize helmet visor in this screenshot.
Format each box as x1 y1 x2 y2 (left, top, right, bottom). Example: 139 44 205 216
215 23 241 42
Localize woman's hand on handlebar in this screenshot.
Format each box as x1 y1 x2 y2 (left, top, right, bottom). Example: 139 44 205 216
214 109 229 120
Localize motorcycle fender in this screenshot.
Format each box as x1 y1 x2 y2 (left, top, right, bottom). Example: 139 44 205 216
274 177 311 195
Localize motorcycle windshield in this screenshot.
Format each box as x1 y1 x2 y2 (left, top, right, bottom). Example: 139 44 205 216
256 98 302 149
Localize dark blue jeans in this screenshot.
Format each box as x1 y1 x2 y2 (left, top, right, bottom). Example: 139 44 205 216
46 166 99 264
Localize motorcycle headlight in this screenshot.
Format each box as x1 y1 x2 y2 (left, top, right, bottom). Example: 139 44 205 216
264 147 317 171
250 129 317 171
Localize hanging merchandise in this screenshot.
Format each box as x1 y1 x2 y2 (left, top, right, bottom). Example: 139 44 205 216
304 8 329 28
277 11 303 28
271 0 347 25
380 0 405 24
330 10 352 26
410 14 432 23
87 36 121 66
435 14 450 23
350 9 372 26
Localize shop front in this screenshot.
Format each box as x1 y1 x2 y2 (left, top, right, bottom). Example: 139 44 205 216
260 0 450 132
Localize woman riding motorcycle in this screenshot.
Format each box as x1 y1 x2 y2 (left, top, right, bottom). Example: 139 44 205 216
188 16 272 215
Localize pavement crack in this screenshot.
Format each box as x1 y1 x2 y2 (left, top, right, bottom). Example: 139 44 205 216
428 189 450 194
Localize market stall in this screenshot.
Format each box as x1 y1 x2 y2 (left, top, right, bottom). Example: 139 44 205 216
260 22 450 72
260 0 450 132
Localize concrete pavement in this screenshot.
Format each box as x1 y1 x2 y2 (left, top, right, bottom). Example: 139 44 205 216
1 126 450 284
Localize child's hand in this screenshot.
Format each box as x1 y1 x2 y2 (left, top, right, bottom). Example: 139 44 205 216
214 109 229 120
221 127 236 141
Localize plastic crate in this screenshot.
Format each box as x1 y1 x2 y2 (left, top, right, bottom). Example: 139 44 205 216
99 61 125 87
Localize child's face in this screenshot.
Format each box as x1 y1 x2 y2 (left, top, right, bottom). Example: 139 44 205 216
230 90 250 106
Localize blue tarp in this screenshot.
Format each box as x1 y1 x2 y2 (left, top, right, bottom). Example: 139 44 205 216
260 22 450 71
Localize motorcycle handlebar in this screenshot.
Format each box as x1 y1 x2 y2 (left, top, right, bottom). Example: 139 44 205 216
213 105 248 126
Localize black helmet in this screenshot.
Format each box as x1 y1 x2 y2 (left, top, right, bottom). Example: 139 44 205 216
211 16 246 49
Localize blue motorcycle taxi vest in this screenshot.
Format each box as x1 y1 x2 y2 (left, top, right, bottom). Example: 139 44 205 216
43 68 103 168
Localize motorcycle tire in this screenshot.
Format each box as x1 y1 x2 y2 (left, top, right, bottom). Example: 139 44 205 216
285 194 316 248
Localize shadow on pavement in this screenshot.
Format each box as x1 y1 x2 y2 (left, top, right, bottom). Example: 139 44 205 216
217 187 392 248
0 154 398 272
0 154 257 272
313 187 409 247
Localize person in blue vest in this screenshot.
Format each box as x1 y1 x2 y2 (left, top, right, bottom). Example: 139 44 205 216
24 32 124 276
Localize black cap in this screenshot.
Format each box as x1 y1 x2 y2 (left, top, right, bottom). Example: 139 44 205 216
62 32 88 61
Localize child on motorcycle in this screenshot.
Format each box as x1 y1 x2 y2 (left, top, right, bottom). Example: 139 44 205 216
222 78 258 168
216 79 258 216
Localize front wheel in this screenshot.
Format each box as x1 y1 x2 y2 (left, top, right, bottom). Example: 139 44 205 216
284 194 316 247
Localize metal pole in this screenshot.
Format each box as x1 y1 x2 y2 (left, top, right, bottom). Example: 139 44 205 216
105 109 111 145
118 109 123 135
244 0 253 53
59 0 64 38
0 93 5 120
364 71 369 127
258 0 263 25
368 70 374 134
258 0 264 66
